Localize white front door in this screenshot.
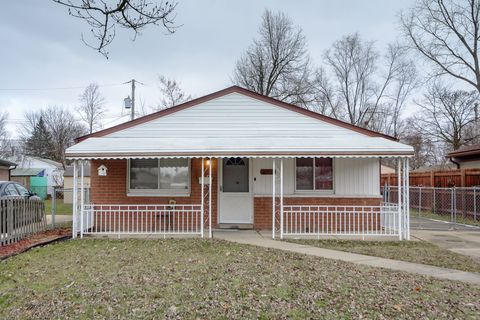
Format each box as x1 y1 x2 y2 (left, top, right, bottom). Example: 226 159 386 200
218 157 253 224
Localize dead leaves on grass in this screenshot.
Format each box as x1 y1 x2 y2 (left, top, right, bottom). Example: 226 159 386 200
0 239 479 319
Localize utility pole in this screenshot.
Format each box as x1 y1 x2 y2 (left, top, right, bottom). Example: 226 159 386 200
124 79 138 120
131 79 135 120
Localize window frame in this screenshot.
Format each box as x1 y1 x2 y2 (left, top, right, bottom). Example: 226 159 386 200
127 159 191 197
294 158 334 194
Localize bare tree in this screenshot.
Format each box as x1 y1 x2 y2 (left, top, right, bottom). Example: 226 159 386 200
53 0 178 58
400 0 480 93
372 43 419 137
155 75 191 110
322 33 400 128
413 83 479 151
0 111 11 157
78 83 106 134
401 124 441 169
232 9 315 106
22 107 87 166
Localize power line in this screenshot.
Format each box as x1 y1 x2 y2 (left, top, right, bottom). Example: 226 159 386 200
0 82 125 92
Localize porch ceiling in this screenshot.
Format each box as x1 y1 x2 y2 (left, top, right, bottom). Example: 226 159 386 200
65 136 414 160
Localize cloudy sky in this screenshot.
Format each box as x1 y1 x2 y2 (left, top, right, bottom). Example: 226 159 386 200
0 0 416 137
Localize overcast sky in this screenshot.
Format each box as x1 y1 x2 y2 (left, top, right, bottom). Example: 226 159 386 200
0 0 416 137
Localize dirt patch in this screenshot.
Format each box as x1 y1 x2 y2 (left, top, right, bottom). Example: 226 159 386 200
0 228 71 260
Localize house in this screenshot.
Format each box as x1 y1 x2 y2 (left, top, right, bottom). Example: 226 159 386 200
9 156 63 197
0 159 17 181
66 86 414 240
10 168 48 199
63 163 91 204
380 164 395 174
447 144 480 169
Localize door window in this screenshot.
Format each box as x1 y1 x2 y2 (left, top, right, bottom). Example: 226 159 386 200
222 157 249 192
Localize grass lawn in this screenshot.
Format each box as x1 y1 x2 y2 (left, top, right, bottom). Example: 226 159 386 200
44 199 73 215
1 239 479 319
412 209 480 227
286 239 480 273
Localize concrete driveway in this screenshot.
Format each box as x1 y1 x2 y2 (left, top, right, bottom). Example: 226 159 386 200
413 229 480 262
410 216 480 231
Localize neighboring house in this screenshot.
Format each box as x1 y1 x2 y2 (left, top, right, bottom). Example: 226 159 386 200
0 159 17 181
447 144 480 169
9 156 64 197
380 164 395 175
10 168 48 199
66 86 414 240
63 164 91 204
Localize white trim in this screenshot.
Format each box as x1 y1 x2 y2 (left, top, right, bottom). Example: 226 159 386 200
218 157 254 224
126 159 191 197
68 154 414 160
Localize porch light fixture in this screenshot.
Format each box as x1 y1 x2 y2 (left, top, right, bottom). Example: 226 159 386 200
205 159 211 166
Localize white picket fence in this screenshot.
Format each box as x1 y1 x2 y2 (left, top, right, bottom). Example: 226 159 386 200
1 198 47 246
282 203 403 238
77 204 203 237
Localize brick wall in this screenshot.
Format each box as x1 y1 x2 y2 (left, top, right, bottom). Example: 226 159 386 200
253 196 382 230
90 159 382 231
90 159 218 228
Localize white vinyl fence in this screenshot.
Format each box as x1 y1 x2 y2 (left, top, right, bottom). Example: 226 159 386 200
282 204 401 237
1 198 47 246
77 204 203 237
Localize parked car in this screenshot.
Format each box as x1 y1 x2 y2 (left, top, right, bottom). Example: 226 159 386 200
0 181 41 200
0 181 43 226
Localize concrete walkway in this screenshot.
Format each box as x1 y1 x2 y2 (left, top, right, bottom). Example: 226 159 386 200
46 215 72 225
214 230 480 286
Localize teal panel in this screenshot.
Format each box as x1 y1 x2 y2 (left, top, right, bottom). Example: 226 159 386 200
30 176 48 200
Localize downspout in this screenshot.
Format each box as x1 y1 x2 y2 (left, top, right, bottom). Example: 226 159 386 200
449 157 460 169
8 164 17 181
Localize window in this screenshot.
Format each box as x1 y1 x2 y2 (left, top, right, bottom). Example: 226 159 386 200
128 159 189 195
4 184 20 196
295 158 333 191
15 184 30 196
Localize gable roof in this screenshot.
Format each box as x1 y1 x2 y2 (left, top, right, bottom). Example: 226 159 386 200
67 86 413 159
76 86 397 143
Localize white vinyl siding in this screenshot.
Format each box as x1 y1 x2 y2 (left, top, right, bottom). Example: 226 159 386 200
334 158 380 196
107 92 364 139
252 158 380 197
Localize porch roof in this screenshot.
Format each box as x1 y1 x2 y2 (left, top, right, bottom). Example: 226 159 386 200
65 136 413 159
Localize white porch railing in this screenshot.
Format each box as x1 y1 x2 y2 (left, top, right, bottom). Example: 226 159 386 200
282 203 402 238
79 204 203 236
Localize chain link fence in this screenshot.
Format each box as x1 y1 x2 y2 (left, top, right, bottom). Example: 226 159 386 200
382 186 480 230
48 187 90 227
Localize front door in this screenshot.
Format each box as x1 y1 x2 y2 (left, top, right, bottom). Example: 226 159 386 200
219 157 253 224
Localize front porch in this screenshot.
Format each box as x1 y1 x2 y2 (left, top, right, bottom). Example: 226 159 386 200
71 156 411 240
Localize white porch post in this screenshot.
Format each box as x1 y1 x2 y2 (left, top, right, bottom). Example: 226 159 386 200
397 158 403 240
72 160 78 239
272 159 276 239
80 160 85 238
280 158 284 240
208 157 212 238
405 158 410 240
201 157 205 238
